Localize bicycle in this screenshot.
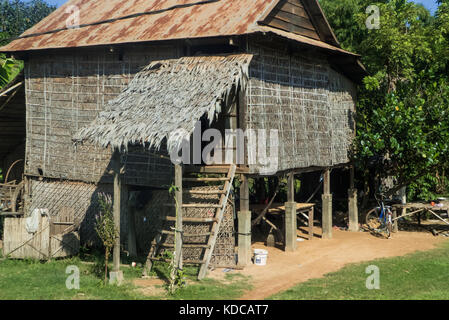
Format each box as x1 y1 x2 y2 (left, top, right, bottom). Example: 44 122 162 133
365 194 394 239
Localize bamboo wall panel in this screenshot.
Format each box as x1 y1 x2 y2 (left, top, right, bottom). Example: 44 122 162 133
24 45 176 187
246 42 356 174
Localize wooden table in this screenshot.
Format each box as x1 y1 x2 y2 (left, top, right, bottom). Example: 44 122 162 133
392 202 449 232
251 203 315 241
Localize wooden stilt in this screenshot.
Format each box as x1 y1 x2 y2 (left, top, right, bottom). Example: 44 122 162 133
348 165 359 232
174 164 183 271
110 149 124 285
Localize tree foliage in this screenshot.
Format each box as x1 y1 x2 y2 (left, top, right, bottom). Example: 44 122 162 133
0 0 55 89
0 0 56 46
319 0 449 200
95 193 118 285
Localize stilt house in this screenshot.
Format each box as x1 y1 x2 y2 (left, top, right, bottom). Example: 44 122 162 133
0 0 365 278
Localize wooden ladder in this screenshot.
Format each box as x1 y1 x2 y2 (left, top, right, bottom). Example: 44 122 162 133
144 164 237 280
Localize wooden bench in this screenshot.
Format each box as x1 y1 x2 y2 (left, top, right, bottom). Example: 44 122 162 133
251 203 315 244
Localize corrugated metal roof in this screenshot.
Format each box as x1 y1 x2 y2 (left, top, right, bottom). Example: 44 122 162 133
1 0 275 52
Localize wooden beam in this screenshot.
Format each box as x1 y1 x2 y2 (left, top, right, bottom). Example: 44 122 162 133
112 149 122 273
287 172 295 203
240 174 249 212
174 164 183 271
323 169 331 194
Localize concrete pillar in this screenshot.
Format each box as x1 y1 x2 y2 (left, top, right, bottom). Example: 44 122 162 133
238 210 252 266
322 194 333 239
322 168 333 239
348 188 359 232
238 175 251 266
284 202 297 252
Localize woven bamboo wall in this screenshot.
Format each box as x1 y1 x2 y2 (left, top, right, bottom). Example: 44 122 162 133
24 45 176 187
245 42 357 174
26 178 131 247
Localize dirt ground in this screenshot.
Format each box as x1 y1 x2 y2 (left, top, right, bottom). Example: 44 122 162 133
208 226 448 300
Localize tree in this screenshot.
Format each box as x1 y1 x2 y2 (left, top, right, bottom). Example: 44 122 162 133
319 0 449 200
0 0 55 89
0 0 56 46
95 193 118 285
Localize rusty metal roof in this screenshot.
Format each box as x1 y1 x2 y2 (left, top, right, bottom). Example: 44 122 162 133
1 0 276 52
0 0 357 55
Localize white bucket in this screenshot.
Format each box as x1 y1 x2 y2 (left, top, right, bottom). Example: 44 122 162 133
254 249 268 266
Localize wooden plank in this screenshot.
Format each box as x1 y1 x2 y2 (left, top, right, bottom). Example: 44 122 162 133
283 1 307 18
183 177 230 182
184 190 226 195
266 17 320 40
165 216 218 223
149 257 206 265
274 10 315 31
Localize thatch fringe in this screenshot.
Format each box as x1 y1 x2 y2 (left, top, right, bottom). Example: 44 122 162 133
73 54 253 153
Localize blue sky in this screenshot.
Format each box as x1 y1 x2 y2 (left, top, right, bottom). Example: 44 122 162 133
35 0 441 14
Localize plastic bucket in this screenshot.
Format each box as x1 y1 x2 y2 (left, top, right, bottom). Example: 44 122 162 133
254 249 268 266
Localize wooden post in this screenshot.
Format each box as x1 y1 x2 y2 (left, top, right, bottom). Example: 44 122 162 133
322 169 333 239
174 164 183 271
285 172 297 252
309 207 314 240
127 189 137 258
110 149 124 285
348 166 359 232
238 174 251 266
392 207 399 233
287 172 295 203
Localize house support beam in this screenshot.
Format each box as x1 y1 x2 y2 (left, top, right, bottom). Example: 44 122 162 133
238 174 251 266
348 166 359 232
127 189 137 257
110 149 124 285
322 169 333 239
174 164 183 271
285 172 297 252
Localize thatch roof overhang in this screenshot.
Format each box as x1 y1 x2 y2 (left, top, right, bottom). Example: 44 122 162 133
73 54 253 153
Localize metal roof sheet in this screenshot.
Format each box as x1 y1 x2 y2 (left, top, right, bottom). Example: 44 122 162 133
1 0 274 52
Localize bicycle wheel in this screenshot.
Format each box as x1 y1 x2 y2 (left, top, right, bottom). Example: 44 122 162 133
365 208 382 230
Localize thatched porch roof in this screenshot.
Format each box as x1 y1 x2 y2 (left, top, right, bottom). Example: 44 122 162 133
73 54 253 153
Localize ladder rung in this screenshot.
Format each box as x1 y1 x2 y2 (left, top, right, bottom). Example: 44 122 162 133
165 216 218 223
184 190 226 195
155 243 211 249
183 204 221 208
161 230 213 237
183 177 230 182
149 257 206 264
163 203 221 209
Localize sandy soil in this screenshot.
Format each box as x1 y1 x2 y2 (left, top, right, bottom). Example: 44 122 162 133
208 227 448 300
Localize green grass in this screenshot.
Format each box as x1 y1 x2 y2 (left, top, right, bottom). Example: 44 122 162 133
269 241 449 300
0 249 251 300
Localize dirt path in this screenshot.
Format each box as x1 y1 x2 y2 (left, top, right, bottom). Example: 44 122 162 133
209 228 447 300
